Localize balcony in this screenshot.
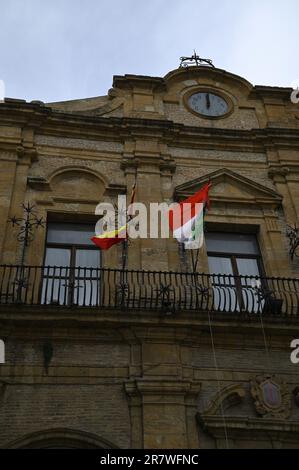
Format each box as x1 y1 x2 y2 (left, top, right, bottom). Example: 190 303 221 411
0 264 298 317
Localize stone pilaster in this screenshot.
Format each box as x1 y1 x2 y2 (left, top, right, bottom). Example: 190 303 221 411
121 139 176 271
125 379 201 449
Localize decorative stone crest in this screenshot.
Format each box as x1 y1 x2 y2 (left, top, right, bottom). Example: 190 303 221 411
251 375 291 419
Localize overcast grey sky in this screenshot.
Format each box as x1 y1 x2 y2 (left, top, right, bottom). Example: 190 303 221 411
1 0 298 103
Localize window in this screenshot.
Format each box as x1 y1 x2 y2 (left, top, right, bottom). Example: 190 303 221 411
42 222 100 306
206 232 263 277
206 232 264 312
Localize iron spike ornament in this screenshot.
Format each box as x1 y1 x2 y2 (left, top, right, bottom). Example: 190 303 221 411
9 202 45 246
7 203 45 302
8 202 45 267
180 50 215 69
286 223 299 260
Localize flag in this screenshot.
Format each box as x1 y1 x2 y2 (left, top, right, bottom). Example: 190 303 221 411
91 224 127 251
169 182 211 250
91 181 137 251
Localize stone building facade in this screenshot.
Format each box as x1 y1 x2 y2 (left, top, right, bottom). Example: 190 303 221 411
0 64 299 449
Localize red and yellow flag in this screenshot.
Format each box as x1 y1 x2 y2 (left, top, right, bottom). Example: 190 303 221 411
91 182 137 251
91 224 127 251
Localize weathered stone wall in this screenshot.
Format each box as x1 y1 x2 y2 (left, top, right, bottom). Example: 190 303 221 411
0 66 299 449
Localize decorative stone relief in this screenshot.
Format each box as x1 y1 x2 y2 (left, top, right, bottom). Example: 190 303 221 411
199 383 246 418
251 375 291 419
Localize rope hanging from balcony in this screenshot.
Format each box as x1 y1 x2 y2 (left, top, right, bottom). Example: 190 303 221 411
207 309 230 449
258 308 272 372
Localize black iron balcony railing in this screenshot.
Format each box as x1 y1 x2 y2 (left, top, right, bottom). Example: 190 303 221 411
0 265 298 317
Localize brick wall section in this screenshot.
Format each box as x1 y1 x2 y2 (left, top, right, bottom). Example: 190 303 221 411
0 383 130 448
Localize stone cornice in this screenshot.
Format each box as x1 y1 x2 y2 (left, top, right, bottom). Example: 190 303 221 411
113 74 166 92
0 99 51 127
1 305 299 336
125 379 201 398
197 414 299 441
164 67 253 94
251 85 294 102
1 101 299 151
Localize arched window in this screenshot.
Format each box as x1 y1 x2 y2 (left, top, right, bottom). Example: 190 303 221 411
5 429 118 450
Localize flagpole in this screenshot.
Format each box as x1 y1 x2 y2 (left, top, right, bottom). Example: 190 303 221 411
190 250 198 274
121 173 137 273
121 239 128 271
190 192 210 279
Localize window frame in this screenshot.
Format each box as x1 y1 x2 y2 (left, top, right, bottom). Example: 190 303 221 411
206 231 266 312
206 251 266 279
206 231 266 278
44 242 99 269
42 220 101 306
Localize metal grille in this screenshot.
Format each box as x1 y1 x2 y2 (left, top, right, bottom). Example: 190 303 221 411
0 265 298 316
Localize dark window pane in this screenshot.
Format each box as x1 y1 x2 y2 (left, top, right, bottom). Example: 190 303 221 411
236 258 260 277
47 223 95 246
75 249 100 269
206 232 259 255
208 256 233 276
206 232 263 314
45 247 71 270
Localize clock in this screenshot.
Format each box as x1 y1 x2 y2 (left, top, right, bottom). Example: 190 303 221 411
187 91 231 118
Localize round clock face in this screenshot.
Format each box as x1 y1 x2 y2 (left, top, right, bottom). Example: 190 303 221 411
188 92 229 117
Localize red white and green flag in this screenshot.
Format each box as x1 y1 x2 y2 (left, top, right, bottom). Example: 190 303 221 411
169 182 211 250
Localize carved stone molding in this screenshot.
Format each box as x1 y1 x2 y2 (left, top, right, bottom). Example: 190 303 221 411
196 415 299 444
80 97 124 117
27 176 51 191
120 155 138 175
159 156 177 175
268 166 290 183
28 176 122 197
17 146 38 164
197 381 296 446
121 154 176 176
125 378 201 400
175 168 282 208
200 384 246 417
104 183 127 198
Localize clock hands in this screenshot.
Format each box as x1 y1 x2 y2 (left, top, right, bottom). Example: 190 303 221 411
205 93 211 110
189 92 228 116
